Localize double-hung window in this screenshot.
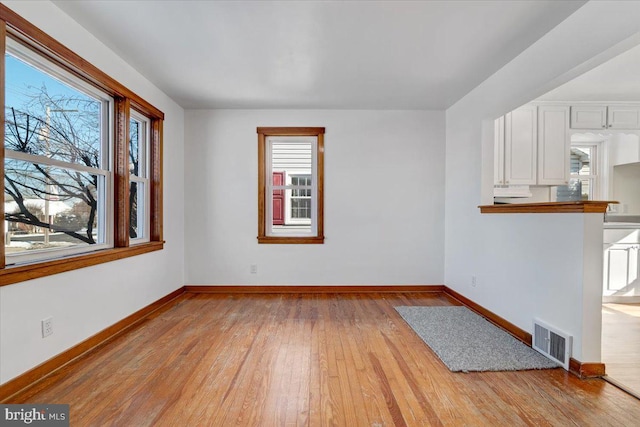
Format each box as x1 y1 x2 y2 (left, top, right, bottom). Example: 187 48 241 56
129 112 150 243
289 175 312 222
257 127 324 244
570 144 599 200
0 4 164 285
4 39 112 264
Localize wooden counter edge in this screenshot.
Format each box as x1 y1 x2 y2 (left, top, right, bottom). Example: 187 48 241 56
479 201 617 214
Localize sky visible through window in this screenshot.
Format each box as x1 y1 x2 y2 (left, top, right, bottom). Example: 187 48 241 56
4 53 102 163
4 52 104 254
5 53 81 115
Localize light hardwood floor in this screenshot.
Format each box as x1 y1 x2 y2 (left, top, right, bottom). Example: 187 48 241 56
603 302 640 396
8 292 640 426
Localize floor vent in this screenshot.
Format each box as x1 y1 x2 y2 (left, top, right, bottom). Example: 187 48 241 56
532 319 572 370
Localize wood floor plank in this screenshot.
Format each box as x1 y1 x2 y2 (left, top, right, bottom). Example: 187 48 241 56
602 302 640 396
5 292 640 426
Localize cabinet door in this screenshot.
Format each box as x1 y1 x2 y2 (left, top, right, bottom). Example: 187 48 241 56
604 244 639 293
570 105 607 129
504 106 537 185
607 105 640 129
538 106 570 185
494 116 505 185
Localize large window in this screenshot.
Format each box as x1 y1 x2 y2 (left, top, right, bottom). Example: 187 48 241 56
257 127 324 244
0 5 164 285
4 40 112 264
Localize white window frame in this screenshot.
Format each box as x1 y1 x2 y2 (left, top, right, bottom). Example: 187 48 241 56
570 142 601 201
287 174 312 225
265 136 317 237
4 39 114 265
129 111 150 244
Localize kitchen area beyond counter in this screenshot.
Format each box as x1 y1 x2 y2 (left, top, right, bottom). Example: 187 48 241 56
604 219 640 303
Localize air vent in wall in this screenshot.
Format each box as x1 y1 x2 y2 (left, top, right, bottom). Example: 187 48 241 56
532 319 572 370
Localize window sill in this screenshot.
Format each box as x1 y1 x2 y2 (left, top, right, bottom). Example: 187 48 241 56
0 241 164 286
258 236 325 244
479 201 617 214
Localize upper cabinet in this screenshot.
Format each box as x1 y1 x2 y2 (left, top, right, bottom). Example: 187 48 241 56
504 106 537 185
495 105 570 186
571 104 640 130
494 116 505 186
570 105 606 129
538 106 570 185
608 105 640 129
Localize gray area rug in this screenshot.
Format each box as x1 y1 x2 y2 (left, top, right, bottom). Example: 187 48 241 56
395 306 559 372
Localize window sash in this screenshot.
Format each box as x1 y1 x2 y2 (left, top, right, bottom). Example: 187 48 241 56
4 160 112 265
570 143 600 200
6 38 113 171
265 136 317 236
4 39 115 264
129 176 150 244
129 111 150 243
130 111 149 178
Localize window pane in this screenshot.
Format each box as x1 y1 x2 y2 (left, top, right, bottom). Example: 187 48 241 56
556 178 592 201
270 189 311 232
130 181 146 239
130 119 140 176
290 174 312 220
5 53 103 168
579 178 591 200
271 141 312 181
5 158 103 253
129 114 149 242
291 198 311 219
571 147 592 175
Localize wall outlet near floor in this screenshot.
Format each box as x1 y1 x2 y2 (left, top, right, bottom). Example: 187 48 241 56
250 264 258 274
42 317 53 338
471 276 478 287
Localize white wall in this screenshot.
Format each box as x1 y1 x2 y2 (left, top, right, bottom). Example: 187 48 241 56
613 162 640 214
445 1 640 362
0 1 185 384
184 110 445 285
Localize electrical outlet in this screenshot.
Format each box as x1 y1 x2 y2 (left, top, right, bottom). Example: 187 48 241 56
250 264 258 274
42 317 53 338
471 276 477 287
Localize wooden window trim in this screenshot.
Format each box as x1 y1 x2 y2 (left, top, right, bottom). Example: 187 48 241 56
114 97 131 248
0 4 164 285
0 242 164 286
0 19 6 269
257 127 325 244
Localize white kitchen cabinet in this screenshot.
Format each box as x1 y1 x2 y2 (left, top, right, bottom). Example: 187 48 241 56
570 105 607 129
604 243 640 294
537 106 570 185
608 105 640 129
570 104 640 130
495 104 569 187
603 228 640 297
504 106 537 185
494 116 505 185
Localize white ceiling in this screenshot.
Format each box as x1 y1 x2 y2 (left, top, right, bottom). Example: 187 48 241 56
538 42 640 102
52 0 586 110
